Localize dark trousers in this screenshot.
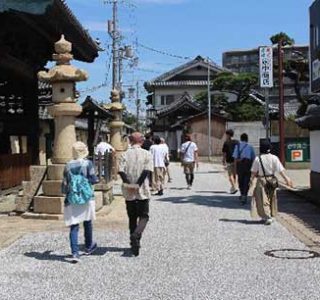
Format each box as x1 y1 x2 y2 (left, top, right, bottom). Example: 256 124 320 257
185 174 194 185
237 164 251 197
126 200 149 238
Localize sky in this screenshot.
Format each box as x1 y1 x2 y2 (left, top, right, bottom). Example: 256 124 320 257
66 0 315 113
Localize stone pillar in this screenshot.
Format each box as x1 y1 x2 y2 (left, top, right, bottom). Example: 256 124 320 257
106 90 125 152
104 90 125 176
33 35 88 215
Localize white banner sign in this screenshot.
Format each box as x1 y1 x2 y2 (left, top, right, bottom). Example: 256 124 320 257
259 46 273 88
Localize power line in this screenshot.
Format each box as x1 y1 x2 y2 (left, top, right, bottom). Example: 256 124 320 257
137 42 191 60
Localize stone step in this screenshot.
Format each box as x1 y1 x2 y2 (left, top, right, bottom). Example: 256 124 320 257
42 180 63 196
47 164 65 180
33 196 64 214
15 166 47 213
29 166 47 182
34 192 103 215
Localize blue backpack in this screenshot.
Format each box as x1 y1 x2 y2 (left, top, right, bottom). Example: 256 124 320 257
67 166 93 205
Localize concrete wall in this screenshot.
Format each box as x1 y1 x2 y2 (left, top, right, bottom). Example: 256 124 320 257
227 121 265 154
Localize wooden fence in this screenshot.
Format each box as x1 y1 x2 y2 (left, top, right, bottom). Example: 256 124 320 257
0 153 31 190
93 152 115 183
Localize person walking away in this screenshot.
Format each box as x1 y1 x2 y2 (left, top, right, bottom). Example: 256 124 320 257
62 141 99 263
250 140 292 225
142 133 153 186
150 136 168 195
180 134 199 189
222 129 238 194
95 136 115 155
233 133 255 205
118 132 153 256
142 133 153 151
160 137 172 183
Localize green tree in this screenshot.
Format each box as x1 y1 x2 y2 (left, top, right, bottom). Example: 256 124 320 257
194 72 263 121
213 72 258 103
123 111 137 126
270 32 309 116
270 32 295 46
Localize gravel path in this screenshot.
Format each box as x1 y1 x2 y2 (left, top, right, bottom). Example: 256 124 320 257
0 163 320 300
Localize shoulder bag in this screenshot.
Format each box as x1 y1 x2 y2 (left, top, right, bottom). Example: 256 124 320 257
259 155 278 199
180 142 192 164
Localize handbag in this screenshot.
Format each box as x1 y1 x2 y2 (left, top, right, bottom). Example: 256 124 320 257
258 155 278 199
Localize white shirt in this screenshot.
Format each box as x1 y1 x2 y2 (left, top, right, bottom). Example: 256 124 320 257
251 153 285 176
119 145 153 201
180 141 198 162
95 142 114 155
150 144 168 168
160 143 170 161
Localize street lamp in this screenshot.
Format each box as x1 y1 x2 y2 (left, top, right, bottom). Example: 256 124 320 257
278 40 285 165
207 57 212 161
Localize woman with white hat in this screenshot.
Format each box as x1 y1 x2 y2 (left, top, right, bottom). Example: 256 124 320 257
62 141 99 263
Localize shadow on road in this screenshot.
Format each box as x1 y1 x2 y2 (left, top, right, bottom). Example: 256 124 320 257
91 246 132 257
24 251 71 263
24 246 134 262
219 218 264 225
195 191 229 194
156 194 250 210
195 171 224 174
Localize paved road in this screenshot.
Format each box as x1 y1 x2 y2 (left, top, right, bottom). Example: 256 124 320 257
0 163 320 300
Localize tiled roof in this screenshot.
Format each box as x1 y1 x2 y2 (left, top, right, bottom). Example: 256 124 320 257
147 80 210 87
156 92 202 118
1 0 100 62
145 56 229 91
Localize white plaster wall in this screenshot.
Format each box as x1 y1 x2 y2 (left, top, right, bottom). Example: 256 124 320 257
227 121 265 154
310 130 320 172
154 87 206 108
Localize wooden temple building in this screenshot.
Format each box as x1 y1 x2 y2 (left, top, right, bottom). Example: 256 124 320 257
0 0 99 190
148 92 227 158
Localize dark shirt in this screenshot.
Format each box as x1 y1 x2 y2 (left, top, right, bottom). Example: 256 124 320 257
142 139 153 151
222 139 239 163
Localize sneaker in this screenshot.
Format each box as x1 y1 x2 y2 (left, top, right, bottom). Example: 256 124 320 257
239 196 247 205
85 242 98 255
71 254 80 263
230 187 238 194
265 218 273 225
154 190 163 196
168 179 172 183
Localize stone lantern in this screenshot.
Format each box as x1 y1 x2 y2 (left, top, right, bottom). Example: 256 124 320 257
104 89 125 152
34 35 88 215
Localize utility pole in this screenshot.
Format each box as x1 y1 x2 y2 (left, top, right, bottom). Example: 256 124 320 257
264 88 270 139
207 57 212 161
110 0 118 90
136 81 140 131
278 40 285 165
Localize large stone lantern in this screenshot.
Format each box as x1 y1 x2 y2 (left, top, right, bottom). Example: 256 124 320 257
34 35 88 214
104 89 125 152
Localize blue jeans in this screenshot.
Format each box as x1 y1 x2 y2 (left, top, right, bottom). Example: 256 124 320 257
69 220 93 255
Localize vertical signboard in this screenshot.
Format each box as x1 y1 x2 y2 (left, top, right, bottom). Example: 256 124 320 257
259 46 274 88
